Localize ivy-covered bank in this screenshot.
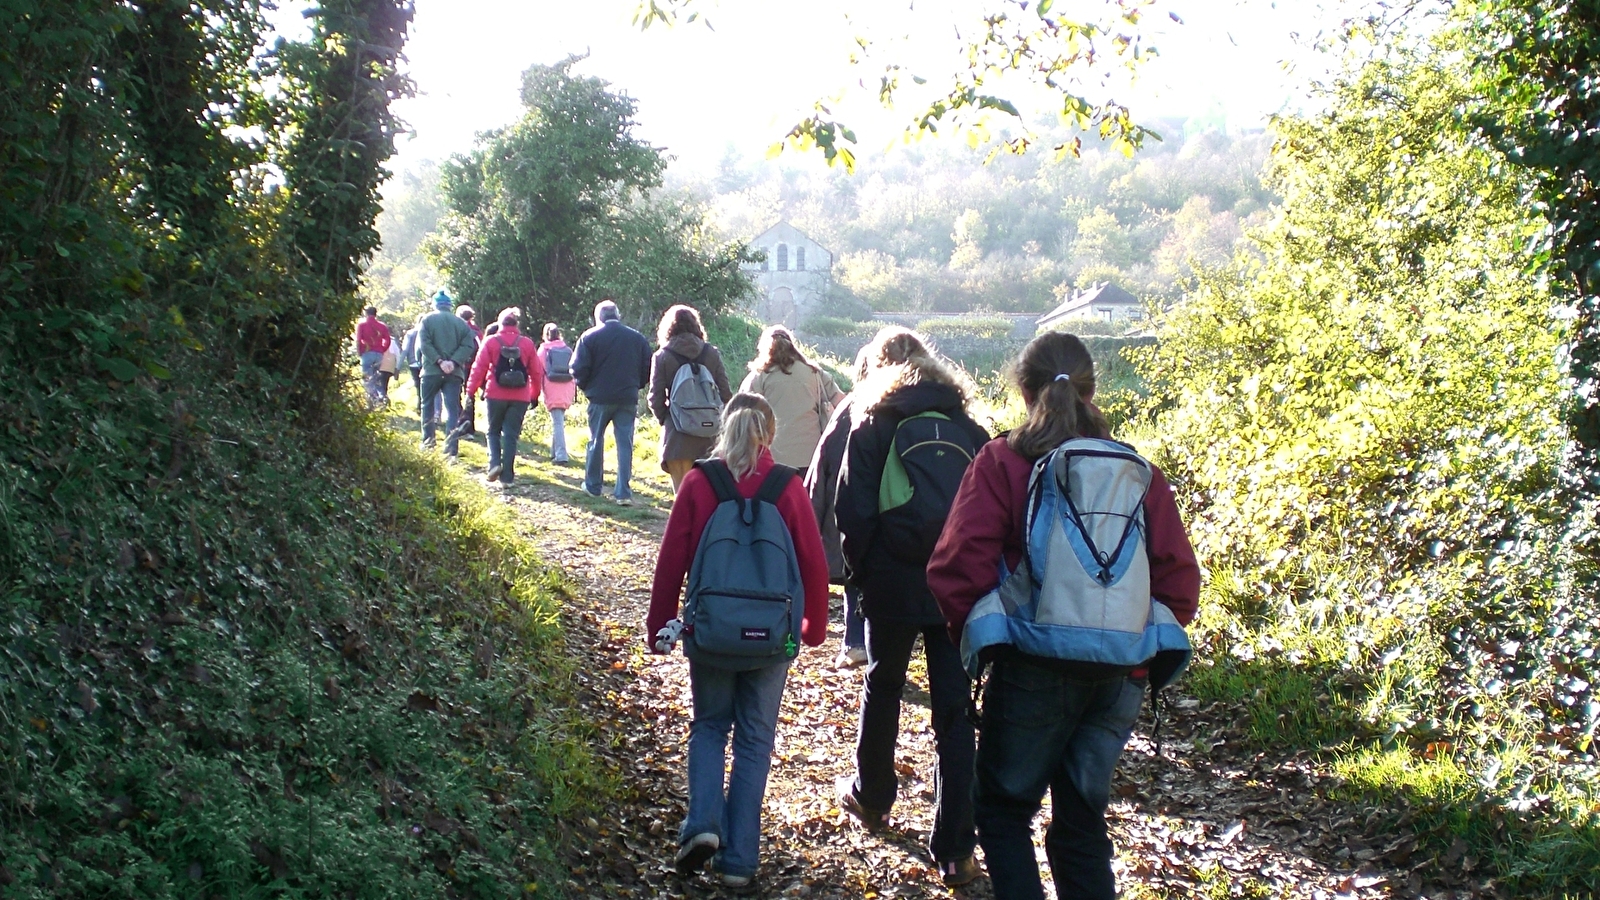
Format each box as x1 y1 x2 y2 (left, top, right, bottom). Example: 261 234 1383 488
1 3 601 896
1 400 601 897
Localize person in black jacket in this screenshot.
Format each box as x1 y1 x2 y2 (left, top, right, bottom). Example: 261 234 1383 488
572 300 653 504
833 327 990 888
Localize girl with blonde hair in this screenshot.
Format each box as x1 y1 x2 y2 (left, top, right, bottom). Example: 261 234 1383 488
646 392 831 889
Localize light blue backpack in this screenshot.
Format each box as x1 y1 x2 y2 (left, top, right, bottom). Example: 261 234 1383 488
959 437 1191 690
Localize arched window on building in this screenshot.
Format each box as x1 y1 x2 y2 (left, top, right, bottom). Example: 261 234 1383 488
777 243 789 271
796 246 806 271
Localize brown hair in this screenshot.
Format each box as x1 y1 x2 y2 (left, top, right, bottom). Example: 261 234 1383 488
712 392 777 480
1007 332 1109 460
657 304 705 347
850 326 975 413
542 322 561 342
749 325 814 374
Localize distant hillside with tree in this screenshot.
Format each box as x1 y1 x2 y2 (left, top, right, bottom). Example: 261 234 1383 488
673 121 1274 317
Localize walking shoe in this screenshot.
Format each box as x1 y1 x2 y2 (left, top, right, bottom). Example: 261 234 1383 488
835 775 888 832
719 871 754 892
673 832 719 875
614 496 634 507
937 854 983 887
834 646 868 669
485 464 502 482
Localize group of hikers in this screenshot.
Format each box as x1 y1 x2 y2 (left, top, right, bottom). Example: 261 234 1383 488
639 315 1200 898
357 293 1201 896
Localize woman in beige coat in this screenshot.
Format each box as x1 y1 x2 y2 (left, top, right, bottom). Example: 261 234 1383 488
738 326 843 477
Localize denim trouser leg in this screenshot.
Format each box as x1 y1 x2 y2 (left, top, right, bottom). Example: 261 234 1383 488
549 407 568 461
683 660 789 879
360 351 383 404
854 619 976 861
486 399 508 471
922 625 977 862
854 618 919 814
843 585 865 649
496 401 528 482
610 403 636 499
439 379 463 456
420 375 444 447
973 658 1144 900
584 402 613 496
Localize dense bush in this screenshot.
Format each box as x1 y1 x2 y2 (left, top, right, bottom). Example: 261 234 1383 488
1131 36 1597 892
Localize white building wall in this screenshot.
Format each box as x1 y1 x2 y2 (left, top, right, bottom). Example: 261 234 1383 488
741 222 833 329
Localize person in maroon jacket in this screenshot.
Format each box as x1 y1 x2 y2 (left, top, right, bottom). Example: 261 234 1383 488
927 331 1200 900
646 393 831 890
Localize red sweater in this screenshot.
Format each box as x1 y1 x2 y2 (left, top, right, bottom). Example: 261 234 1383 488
927 438 1200 644
466 327 543 403
648 449 832 652
355 316 391 354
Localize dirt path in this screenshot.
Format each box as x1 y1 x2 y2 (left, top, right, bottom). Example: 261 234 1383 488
490 458 1434 899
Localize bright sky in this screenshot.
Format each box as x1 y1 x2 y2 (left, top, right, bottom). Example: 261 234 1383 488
273 0 1352 178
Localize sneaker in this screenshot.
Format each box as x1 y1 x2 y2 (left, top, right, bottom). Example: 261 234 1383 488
486 464 502 482
719 871 754 892
673 832 719 875
614 496 634 507
835 775 888 832
834 646 868 669
938 854 983 887
484 480 504 492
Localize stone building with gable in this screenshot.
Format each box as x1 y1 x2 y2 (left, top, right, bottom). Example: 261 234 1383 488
741 221 833 329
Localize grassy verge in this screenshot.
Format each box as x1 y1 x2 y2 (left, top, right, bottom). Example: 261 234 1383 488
1 373 606 898
1180 608 1600 898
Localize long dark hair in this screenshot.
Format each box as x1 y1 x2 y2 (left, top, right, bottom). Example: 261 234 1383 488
1007 332 1109 460
657 304 704 346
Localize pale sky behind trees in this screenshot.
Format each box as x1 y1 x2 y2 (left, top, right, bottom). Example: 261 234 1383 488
273 1 1355 179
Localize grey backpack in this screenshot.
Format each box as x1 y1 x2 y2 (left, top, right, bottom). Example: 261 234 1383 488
668 354 723 438
682 459 804 671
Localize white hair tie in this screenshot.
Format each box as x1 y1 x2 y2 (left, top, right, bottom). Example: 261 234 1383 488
1054 374 1073 382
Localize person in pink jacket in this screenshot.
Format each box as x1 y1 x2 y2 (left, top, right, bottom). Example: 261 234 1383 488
466 311 544 488
537 323 577 464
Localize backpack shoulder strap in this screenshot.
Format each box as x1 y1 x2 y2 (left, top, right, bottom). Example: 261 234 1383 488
754 464 797 506
695 458 742 505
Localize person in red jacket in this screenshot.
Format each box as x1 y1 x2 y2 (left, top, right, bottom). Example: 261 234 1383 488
927 331 1200 900
646 393 831 890
353 306 392 408
465 310 543 488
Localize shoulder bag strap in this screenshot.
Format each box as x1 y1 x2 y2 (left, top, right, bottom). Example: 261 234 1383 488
695 458 742 505
755 464 798 506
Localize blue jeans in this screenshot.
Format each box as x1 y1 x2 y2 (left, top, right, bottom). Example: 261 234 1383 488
486 399 529 483
683 659 790 879
843 585 865 649
583 401 636 499
360 351 383 404
851 618 976 862
974 654 1145 900
549 407 569 462
419 374 463 456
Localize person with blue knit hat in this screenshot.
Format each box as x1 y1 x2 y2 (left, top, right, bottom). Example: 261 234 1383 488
418 289 478 458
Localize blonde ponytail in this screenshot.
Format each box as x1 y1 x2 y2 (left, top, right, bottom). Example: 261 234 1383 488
712 392 777 480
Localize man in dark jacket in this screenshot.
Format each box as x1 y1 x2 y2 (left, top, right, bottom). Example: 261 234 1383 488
833 337 991 887
572 299 652 503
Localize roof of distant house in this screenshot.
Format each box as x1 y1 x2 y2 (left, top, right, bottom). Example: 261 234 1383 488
1036 282 1140 327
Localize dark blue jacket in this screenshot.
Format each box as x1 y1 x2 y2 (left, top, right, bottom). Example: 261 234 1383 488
572 318 652 405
